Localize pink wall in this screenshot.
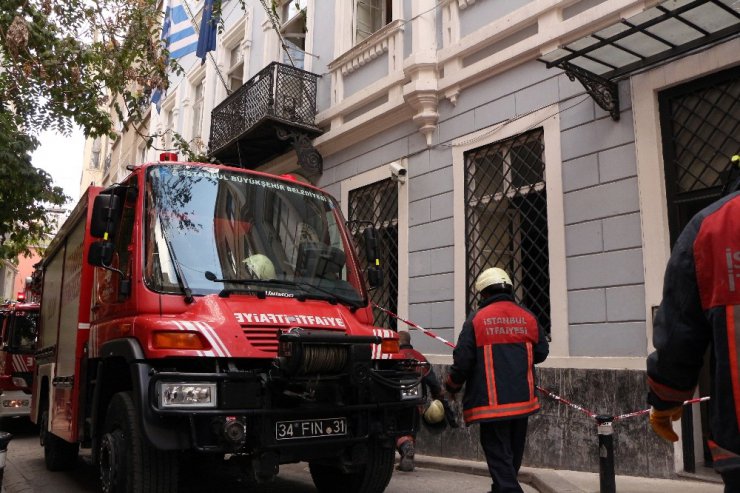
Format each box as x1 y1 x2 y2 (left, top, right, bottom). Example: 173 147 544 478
13 248 41 300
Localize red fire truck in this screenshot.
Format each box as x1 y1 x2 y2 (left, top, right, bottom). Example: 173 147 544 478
31 157 421 492
0 301 39 419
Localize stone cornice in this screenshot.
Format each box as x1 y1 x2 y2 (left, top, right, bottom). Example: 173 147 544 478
328 19 405 76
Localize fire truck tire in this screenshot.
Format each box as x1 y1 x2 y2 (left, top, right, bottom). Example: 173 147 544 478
308 439 395 493
99 391 178 493
41 410 79 471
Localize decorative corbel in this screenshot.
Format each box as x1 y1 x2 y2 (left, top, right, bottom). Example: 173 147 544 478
275 127 323 181
563 62 620 121
404 59 439 147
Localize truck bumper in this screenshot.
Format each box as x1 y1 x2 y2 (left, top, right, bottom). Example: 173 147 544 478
0 390 31 418
139 366 421 456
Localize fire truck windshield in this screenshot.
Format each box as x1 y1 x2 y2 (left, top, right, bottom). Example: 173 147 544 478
8 311 38 353
144 165 363 304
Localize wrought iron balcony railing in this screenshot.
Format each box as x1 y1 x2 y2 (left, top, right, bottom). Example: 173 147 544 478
209 62 322 167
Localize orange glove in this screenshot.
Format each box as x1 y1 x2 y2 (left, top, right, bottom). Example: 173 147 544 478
649 406 682 442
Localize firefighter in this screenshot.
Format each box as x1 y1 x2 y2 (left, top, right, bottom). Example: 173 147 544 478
647 155 740 491
396 330 446 472
445 267 549 493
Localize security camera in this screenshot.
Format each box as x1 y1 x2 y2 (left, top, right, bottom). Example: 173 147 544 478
389 162 407 183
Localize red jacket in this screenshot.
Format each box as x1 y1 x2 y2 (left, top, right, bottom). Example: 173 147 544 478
445 293 548 423
647 192 740 472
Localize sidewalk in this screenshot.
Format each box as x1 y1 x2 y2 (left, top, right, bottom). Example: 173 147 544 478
414 454 724 493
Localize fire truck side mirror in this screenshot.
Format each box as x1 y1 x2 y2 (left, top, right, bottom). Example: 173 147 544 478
367 267 383 289
362 227 379 264
90 193 122 239
88 241 115 267
362 227 383 289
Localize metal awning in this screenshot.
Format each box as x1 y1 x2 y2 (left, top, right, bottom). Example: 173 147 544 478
539 0 740 120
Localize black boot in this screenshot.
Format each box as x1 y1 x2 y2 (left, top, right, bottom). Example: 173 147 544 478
398 441 415 472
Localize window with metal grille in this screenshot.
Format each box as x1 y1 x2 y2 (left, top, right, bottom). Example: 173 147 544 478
659 66 740 245
348 179 398 329
464 128 550 334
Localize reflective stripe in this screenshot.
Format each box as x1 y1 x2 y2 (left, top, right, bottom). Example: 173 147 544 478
728 305 740 433
526 342 534 401
647 376 695 403
708 439 740 473
484 345 497 406
463 399 540 422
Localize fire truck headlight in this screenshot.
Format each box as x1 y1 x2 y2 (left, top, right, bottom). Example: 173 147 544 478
400 381 421 401
158 382 217 408
11 377 27 388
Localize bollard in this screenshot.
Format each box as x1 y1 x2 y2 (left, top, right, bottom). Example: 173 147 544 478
596 415 615 493
0 431 12 485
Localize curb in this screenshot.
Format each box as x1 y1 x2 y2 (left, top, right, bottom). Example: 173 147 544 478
410 454 587 493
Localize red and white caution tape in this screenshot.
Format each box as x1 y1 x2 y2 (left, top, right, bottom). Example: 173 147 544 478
613 396 711 422
373 302 711 422
372 303 456 350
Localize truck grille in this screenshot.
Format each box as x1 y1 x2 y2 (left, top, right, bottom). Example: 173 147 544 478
242 327 279 353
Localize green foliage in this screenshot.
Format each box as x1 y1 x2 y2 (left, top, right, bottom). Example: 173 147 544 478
0 110 67 259
0 0 170 259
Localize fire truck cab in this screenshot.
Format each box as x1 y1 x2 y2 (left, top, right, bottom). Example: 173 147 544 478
32 160 421 493
0 301 38 418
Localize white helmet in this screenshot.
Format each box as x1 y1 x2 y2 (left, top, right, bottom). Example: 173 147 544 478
244 254 276 280
475 267 512 293
423 399 445 425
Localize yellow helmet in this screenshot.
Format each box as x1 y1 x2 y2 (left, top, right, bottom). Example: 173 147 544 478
244 254 276 280
423 399 445 425
475 267 512 293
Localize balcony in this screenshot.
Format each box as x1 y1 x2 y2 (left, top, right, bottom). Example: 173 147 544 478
209 62 323 176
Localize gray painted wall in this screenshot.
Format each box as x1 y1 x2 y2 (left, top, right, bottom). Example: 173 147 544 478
313 0 336 113
459 0 534 37
343 54 390 98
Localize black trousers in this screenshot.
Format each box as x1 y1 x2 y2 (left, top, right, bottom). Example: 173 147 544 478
722 469 740 493
479 418 528 493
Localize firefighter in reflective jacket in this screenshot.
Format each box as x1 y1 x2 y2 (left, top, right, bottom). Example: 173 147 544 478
445 267 549 493
647 155 740 491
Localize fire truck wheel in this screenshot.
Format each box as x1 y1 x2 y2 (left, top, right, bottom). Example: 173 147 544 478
41 410 79 471
99 392 178 493
308 439 395 493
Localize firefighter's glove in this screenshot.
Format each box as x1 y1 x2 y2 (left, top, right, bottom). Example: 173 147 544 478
444 374 462 395
441 399 459 428
649 406 682 442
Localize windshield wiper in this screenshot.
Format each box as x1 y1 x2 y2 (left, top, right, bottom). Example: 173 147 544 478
158 213 194 304
204 273 364 310
204 271 267 299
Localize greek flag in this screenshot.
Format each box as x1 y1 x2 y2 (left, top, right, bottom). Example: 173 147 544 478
152 0 196 112
163 0 197 60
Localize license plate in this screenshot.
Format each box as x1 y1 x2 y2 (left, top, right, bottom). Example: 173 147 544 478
275 417 348 440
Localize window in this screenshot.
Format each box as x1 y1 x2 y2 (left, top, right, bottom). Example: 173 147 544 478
354 0 392 44
348 178 398 329
464 128 550 335
191 79 205 148
280 0 307 69
138 144 148 164
228 45 244 92
164 108 174 150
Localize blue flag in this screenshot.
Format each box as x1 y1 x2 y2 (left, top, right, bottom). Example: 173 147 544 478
196 0 218 64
